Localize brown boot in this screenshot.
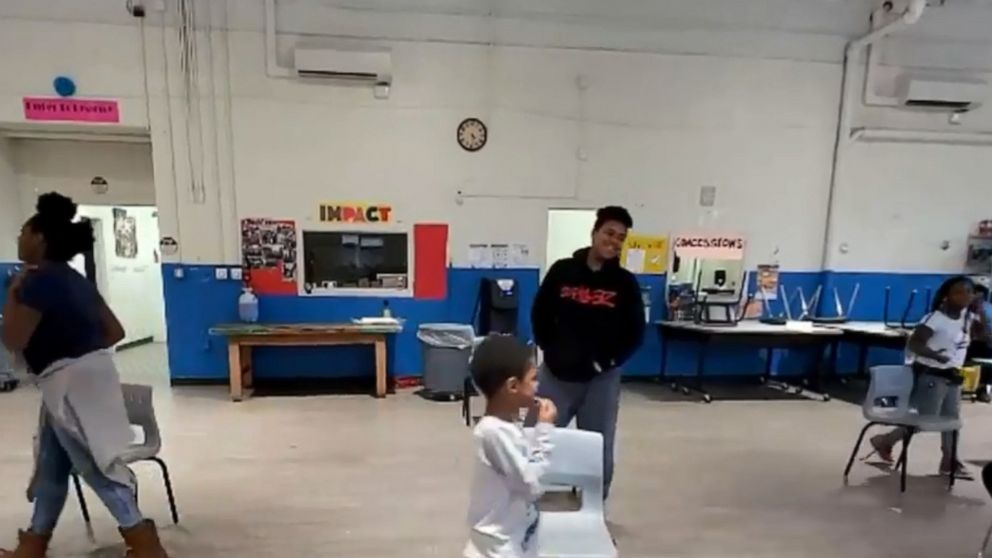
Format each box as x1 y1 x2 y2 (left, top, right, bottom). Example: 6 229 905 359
0 530 51 557
119 520 169 558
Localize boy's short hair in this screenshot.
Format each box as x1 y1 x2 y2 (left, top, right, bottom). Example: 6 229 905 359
470 335 533 398
594 205 633 231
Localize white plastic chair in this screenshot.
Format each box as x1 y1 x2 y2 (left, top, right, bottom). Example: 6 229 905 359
978 463 992 557
843 365 962 492
536 428 617 558
73 384 180 525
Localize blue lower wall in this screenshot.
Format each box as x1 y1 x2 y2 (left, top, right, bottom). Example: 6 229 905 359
0 260 953 382
0 263 19 310
162 265 541 380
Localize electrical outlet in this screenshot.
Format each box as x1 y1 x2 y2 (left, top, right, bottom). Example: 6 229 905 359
230 268 243 281
173 267 185 279
215 268 229 280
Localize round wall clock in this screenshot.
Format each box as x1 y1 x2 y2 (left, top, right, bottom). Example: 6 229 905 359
457 117 488 152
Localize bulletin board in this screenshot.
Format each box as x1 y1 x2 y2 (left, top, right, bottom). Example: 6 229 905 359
241 218 298 295
621 234 669 274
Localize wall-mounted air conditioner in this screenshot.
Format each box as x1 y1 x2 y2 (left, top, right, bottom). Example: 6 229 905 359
293 46 392 85
895 73 986 111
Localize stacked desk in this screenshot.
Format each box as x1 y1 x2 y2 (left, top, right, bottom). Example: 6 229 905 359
211 322 403 402
656 321 842 403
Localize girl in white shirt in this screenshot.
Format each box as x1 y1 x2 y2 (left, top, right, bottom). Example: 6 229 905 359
465 335 557 558
870 276 988 478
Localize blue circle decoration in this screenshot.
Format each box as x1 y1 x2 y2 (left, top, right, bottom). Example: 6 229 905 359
53 76 76 98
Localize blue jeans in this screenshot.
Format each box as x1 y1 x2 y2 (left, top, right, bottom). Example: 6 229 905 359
29 418 143 535
876 373 962 459
534 365 622 499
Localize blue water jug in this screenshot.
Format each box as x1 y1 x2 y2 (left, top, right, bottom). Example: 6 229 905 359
238 288 259 323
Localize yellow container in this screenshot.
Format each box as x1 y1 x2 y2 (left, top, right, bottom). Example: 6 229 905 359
961 365 981 393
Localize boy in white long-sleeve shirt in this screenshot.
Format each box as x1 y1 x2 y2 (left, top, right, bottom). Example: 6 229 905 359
465 336 558 558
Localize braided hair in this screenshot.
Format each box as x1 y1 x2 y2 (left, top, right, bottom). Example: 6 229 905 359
931 275 973 313
25 192 95 262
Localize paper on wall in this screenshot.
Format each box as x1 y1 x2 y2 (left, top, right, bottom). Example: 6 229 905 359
756 264 780 301
468 244 492 269
624 248 646 274
491 244 510 269
510 243 531 267
621 234 668 274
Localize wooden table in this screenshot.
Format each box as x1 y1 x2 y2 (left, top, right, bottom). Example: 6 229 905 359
656 320 842 403
210 323 403 402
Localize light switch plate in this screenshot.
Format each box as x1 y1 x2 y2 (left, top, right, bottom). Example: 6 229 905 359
215 268 229 280
230 268 243 281
699 185 717 207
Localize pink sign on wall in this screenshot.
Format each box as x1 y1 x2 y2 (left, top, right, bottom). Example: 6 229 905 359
23 97 120 123
673 232 746 260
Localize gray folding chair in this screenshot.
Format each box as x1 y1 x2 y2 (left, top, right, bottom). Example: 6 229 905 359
533 428 616 558
843 365 961 493
73 383 179 525
978 463 992 557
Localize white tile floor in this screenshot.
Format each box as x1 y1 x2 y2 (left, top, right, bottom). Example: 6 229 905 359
1 344 991 557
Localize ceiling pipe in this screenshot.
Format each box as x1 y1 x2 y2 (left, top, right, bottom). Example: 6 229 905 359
264 0 294 78
851 126 992 146
819 0 927 270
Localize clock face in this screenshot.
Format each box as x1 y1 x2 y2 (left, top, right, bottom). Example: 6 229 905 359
457 118 488 152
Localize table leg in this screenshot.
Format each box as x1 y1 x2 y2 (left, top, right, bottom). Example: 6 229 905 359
374 338 387 398
659 334 670 385
241 345 254 391
815 341 836 401
695 338 711 403
801 341 832 402
228 342 243 402
856 342 869 381
762 347 774 384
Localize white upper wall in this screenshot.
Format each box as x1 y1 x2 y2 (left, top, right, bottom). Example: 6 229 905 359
1 0 991 272
11 140 156 219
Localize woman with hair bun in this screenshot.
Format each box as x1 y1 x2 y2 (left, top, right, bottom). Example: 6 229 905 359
1 193 168 557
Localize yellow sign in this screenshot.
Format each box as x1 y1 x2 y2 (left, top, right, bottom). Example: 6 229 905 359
621 234 668 274
319 203 392 224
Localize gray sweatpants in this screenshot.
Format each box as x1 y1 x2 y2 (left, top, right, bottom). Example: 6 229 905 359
534 364 621 499
876 373 962 457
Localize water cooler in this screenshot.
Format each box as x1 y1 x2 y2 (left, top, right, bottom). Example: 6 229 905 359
475 278 519 336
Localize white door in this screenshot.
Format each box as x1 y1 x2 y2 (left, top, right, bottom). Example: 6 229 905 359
545 209 596 272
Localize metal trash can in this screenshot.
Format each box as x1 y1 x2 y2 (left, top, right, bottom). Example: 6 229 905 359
418 323 476 400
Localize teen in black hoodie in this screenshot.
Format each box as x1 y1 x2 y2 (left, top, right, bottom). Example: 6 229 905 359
530 206 644 499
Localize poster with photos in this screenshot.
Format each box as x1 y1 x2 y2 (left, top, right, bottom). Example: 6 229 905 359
112 207 138 259
240 218 298 294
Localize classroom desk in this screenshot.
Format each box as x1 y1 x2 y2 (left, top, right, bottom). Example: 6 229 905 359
656 321 842 403
826 322 910 380
210 322 403 401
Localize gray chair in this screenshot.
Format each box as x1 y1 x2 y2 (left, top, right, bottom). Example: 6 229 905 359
73 383 179 525
843 365 962 493
530 428 617 558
